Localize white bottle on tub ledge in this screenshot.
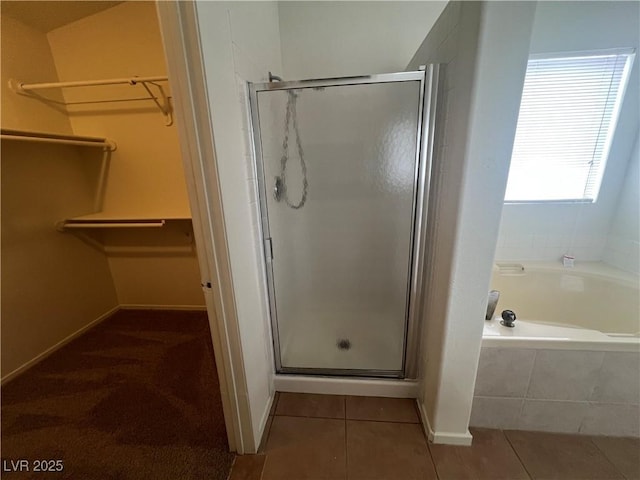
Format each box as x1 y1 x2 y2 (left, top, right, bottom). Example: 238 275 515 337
563 254 575 268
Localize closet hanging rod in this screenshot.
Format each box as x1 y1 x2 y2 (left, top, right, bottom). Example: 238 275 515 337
58 219 166 230
1 130 116 151
13 76 168 92
61 222 166 229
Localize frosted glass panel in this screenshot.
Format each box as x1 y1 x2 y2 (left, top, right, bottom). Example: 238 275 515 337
256 81 421 373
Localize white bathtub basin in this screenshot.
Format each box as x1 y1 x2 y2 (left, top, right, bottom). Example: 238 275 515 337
490 262 639 333
484 261 639 352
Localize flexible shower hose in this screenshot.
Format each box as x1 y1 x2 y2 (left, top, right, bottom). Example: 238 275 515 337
279 90 308 209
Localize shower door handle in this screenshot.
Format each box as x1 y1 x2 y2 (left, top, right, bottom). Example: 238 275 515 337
264 237 273 261
273 176 283 201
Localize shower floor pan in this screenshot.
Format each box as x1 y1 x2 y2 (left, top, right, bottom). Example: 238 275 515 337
278 309 406 376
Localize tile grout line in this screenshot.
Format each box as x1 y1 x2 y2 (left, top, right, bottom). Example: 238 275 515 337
588 436 630 480
259 452 266 480
225 456 237 480
273 413 420 424
259 424 271 480
260 456 268 480
273 413 347 420
586 351 607 404
262 393 278 448
502 430 534 480
257 392 279 478
518 349 538 425
344 396 349 480
424 436 441 480
344 418 420 424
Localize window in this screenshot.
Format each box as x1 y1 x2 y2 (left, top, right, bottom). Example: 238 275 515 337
505 50 635 203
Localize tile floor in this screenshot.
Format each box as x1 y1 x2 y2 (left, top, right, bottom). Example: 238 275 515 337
229 393 640 480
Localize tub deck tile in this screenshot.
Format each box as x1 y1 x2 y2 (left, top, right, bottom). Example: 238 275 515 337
475 347 536 398
526 350 605 401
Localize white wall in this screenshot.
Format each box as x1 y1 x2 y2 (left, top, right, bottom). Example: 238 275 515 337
0 15 71 135
604 134 640 274
1 15 119 380
195 1 283 452
278 1 446 79
408 1 536 444
495 1 640 263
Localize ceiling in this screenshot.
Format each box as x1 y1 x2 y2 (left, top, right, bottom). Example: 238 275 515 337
1 1 125 33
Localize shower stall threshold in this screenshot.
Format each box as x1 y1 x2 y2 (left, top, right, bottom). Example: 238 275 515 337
273 374 418 398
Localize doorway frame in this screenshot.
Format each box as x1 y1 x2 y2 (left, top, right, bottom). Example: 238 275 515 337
156 0 440 453
155 1 254 454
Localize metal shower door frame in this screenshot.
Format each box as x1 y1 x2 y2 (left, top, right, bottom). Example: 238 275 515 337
248 67 439 378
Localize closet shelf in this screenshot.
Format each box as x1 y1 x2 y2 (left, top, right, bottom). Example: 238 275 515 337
57 213 191 231
1 129 117 151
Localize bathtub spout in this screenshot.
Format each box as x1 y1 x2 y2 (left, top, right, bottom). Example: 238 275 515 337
486 290 500 320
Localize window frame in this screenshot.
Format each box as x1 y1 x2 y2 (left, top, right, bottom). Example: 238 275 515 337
504 47 636 205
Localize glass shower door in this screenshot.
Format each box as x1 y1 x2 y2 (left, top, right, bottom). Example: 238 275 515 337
251 73 425 376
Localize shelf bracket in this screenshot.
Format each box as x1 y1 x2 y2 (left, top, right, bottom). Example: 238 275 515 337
136 80 173 127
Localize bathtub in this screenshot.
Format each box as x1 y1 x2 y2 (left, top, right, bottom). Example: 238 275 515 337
472 262 640 437
487 261 639 340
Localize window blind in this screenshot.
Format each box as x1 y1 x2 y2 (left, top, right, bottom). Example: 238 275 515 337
505 51 634 202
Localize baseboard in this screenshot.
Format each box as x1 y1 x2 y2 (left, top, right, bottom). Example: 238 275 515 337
431 430 473 446
417 400 473 446
274 375 419 398
417 399 436 441
119 304 207 311
2 305 209 385
1 305 120 385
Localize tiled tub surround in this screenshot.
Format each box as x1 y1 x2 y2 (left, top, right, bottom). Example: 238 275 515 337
471 347 640 437
475 261 640 435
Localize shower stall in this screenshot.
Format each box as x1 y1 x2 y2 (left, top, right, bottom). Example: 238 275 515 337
248 67 438 378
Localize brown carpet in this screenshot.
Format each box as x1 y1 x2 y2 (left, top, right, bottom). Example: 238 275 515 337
1 309 234 479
